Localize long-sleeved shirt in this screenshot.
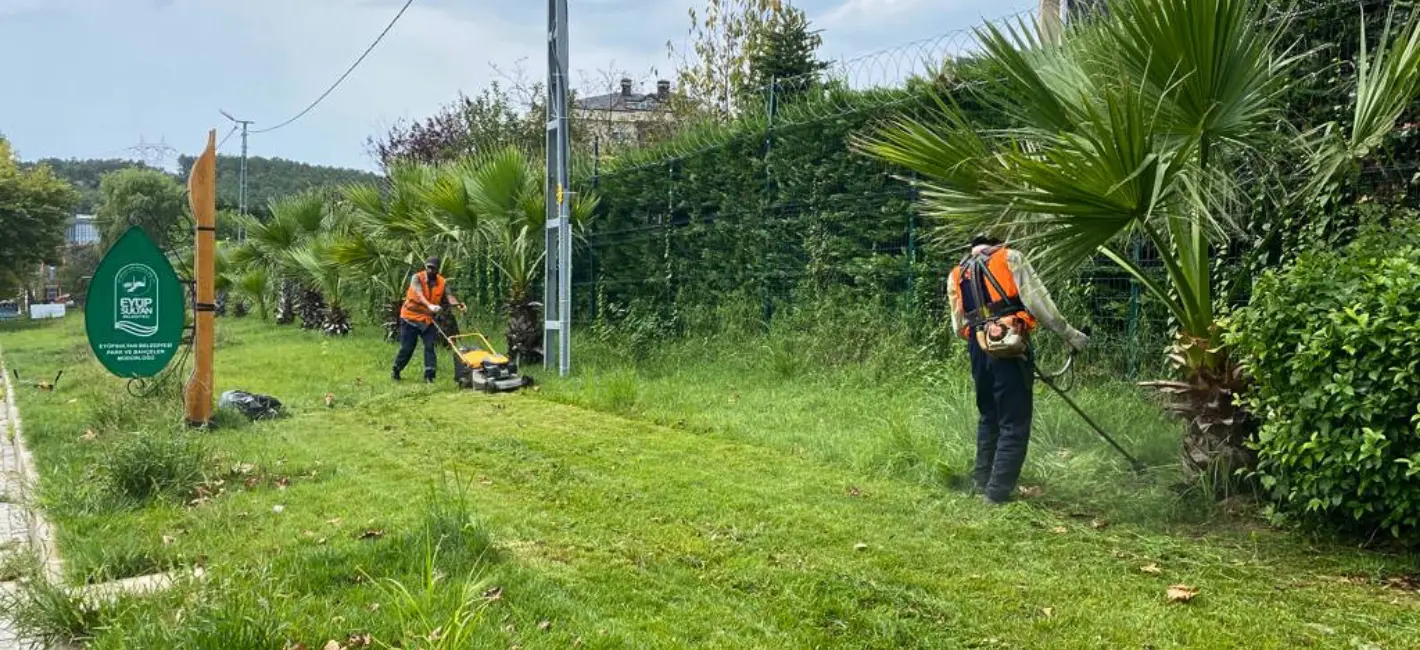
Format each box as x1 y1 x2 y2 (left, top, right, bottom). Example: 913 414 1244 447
948 245 1088 349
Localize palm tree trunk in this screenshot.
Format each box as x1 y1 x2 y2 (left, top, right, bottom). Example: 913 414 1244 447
275 280 297 325
505 298 543 364
322 304 352 336
383 299 402 342
1141 338 1258 495
297 289 326 330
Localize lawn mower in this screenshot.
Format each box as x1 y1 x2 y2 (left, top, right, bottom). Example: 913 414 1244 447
430 322 532 393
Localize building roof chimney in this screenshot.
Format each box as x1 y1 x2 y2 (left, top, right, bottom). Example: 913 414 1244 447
620 78 633 96
656 80 671 101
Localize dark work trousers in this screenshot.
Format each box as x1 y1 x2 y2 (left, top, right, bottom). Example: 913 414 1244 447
969 336 1035 502
393 319 438 380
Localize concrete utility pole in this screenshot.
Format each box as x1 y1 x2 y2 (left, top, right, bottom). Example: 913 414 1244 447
219 110 255 242
544 0 572 376
1039 0 1063 43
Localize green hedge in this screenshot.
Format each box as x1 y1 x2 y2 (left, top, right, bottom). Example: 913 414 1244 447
1228 213 1420 537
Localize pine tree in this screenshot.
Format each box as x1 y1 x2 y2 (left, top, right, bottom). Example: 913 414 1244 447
743 5 828 107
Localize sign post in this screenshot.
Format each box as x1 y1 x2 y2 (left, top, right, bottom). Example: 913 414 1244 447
183 131 218 426
84 227 185 377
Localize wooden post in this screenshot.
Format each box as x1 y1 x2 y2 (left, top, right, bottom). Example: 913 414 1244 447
184 131 217 426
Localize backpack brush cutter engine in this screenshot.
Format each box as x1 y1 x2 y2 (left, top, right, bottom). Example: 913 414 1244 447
431 323 532 393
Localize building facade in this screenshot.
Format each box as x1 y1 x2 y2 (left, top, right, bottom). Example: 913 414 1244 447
573 78 676 151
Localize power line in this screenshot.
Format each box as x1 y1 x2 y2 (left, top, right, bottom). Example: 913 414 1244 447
216 125 240 151
251 0 416 135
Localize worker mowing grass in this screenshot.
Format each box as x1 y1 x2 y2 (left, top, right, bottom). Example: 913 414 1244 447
950 235 1089 505
392 256 464 383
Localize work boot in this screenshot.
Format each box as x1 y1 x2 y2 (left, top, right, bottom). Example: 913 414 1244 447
424 374 436 384
391 371 401 382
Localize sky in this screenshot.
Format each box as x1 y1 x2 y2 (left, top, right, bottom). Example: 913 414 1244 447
0 0 1036 172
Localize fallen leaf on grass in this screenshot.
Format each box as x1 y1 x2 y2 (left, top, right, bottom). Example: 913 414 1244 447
322 641 342 650
1051 526 1068 535
367 602 380 612
1020 486 1045 499
427 627 443 641
232 462 256 475
482 586 504 601
854 542 869 552
1090 519 1109 530
301 530 316 538
1041 607 1054 618
538 620 552 632
244 476 261 489
272 505 285 514
1165 585 1198 603
324 393 335 408
345 633 372 648
847 486 862 497
326 517 343 526
283 644 307 650
275 476 290 490
79 429 98 442
1141 564 1163 576
357 529 385 541
161 535 175 546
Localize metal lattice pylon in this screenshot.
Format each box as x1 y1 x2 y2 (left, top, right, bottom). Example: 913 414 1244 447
544 0 572 376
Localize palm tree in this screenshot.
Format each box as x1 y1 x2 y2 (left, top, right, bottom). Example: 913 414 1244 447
333 165 444 341
856 0 1420 484
422 148 599 363
289 236 354 336
230 192 326 325
232 267 271 320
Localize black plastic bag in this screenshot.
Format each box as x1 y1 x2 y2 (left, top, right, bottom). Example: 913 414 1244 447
217 390 284 421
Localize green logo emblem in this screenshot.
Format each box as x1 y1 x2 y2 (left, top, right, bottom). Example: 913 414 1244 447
85 227 185 378
114 263 161 337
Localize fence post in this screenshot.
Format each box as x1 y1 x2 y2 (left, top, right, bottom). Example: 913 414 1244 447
907 171 918 312
1126 237 1143 379
761 77 778 326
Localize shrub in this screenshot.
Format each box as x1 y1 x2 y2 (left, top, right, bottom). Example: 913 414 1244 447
1228 217 1420 536
102 431 208 502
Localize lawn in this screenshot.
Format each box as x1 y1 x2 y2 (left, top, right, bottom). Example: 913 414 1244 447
1 316 1418 649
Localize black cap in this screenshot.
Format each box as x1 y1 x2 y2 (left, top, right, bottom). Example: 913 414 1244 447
425 256 441 268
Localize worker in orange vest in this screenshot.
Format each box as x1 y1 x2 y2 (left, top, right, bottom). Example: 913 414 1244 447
949 235 1089 505
392 257 464 383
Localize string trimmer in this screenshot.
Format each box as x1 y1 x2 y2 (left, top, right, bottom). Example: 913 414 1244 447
1031 339 1147 474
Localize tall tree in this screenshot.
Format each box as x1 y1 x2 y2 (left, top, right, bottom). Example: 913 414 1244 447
669 0 784 119
0 138 80 296
367 82 545 169
95 167 187 250
743 4 829 104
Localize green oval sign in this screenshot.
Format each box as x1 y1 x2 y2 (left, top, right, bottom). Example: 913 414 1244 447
85 226 185 378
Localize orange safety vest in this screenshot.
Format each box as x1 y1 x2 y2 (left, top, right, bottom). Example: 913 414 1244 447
950 248 1037 338
399 272 446 325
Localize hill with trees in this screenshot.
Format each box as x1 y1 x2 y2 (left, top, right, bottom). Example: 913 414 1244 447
26 155 380 217
176 154 381 215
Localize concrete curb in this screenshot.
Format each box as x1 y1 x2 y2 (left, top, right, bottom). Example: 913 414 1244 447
0 351 63 585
